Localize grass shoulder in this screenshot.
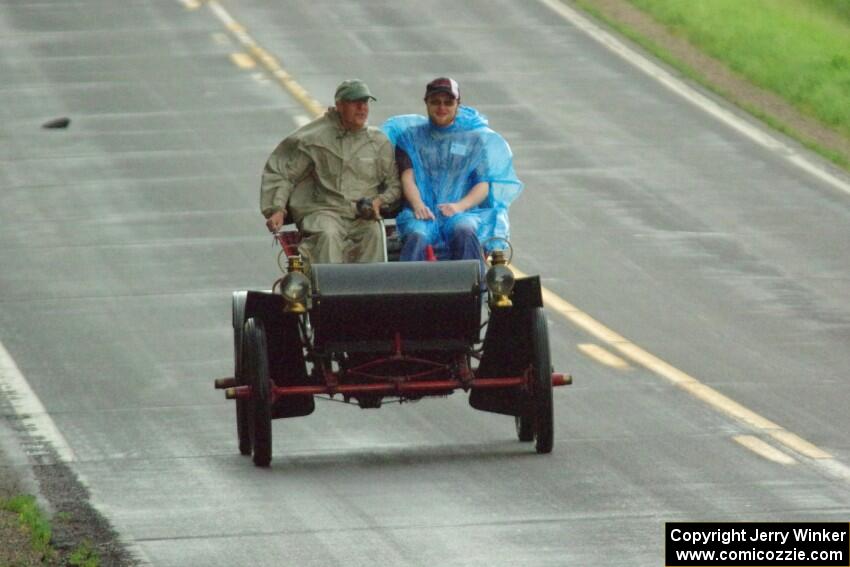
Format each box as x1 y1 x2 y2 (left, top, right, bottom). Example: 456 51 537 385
1 493 100 567
573 0 850 171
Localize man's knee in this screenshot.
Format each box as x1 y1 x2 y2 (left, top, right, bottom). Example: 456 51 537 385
400 231 429 261
344 220 384 263
303 213 344 240
403 231 430 254
358 220 383 243
448 224 482 261
450 224 478 247
315 224 345 243
299 213 347 263
405 231 427 245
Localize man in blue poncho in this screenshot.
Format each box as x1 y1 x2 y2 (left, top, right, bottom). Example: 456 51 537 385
382 78 523 265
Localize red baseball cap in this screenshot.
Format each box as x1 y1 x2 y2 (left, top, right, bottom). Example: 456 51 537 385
424 77 460 100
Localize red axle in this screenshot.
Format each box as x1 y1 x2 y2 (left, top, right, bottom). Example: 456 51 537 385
225 373 571 401
270 376 525 400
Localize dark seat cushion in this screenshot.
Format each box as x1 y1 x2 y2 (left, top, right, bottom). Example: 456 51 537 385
310 260 481 352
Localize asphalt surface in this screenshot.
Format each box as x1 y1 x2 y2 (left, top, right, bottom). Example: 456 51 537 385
1 1 849 566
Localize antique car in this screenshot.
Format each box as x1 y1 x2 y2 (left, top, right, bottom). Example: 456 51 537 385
214 226 571 467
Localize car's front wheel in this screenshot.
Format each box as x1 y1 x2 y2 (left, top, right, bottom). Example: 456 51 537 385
243 317 272 467
530 308 553 454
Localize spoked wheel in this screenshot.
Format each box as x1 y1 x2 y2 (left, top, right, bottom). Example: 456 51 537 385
233 292 251 456
530 307 554 454
515 413 534 442
243 317 273 467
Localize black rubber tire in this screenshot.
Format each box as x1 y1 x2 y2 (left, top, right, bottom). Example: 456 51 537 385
515 414 534 442
530 308 554 454
243 318 272 467
233 293 251 455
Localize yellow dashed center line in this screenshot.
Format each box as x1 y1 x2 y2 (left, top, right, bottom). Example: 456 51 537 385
229 52 256 69
511 268 838 467
577 343 630 369
734 435 797 466
207 0 324 118
188 0 846 477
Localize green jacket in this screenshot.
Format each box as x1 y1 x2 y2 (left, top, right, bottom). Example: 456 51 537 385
260 108 401 223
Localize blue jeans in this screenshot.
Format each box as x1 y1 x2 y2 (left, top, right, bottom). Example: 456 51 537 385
400 223 486 279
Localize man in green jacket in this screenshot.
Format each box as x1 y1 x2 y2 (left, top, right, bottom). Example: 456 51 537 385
260 79 401 263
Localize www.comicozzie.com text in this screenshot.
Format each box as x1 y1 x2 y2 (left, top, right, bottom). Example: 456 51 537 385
670 527 847 546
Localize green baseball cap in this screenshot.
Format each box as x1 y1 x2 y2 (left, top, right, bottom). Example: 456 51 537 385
334 79 376 102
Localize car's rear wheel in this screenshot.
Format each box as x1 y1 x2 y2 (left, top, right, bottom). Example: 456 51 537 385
515 414 534 442
243 317 272 467
233 292 251 456
530 308 554 454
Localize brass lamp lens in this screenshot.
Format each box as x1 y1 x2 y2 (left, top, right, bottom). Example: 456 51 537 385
281 271 310 303
485 265 515 296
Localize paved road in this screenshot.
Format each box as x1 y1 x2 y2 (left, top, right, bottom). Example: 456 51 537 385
1 1 849 565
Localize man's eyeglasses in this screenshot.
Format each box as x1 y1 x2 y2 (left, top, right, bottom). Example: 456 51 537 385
427 98 457 107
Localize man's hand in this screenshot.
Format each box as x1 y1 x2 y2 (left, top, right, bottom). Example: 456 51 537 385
437 202 463 217
370 197 384 221
265 210 285 232
413 201 436 220
355 197 382 221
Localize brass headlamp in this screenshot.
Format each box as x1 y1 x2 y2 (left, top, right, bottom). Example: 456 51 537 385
485 249 515 309
276 255 311 314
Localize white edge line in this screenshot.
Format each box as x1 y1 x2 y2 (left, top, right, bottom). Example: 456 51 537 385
537 0 850 196
733 435 797 466
0 342 75 463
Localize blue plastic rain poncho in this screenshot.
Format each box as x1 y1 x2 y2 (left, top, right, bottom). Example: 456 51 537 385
381 106 523 254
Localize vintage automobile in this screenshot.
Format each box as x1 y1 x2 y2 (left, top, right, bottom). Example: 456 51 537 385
214 226 571 467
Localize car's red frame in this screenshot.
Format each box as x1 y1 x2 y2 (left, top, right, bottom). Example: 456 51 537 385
215 226 571 467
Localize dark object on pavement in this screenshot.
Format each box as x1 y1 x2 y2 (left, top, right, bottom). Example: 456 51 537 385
42 117 70 129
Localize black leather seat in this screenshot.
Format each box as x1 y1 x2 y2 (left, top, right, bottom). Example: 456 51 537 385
310 260 481 353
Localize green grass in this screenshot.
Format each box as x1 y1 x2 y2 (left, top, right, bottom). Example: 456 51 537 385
69 540 99 567
2 494 101 566
2 494 54 558
813 0 850 23
625 0 850 138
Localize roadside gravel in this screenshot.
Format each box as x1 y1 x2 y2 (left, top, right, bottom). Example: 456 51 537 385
0 416 138 566
0 421 59 566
